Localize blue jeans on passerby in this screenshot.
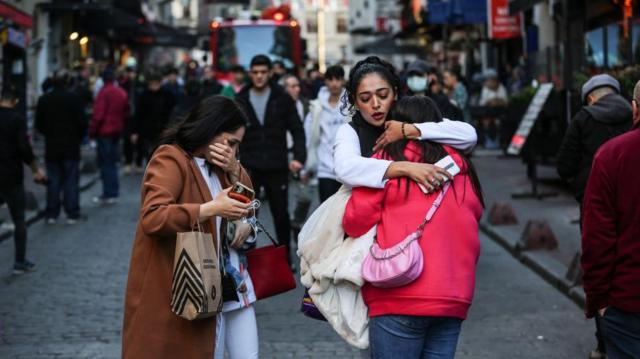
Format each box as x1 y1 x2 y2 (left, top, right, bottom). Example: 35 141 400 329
96 137 120 198
369 315 462 359
600 307 640 358
45 159 80 219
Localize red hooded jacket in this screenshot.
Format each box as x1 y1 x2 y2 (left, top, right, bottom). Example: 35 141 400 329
343 144 483 319
90 81 129 137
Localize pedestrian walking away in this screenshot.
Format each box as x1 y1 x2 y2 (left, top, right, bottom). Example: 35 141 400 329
122 96 254 358
35 70 87 224
0 83 47 274
89 69 130 204
235 54 307 268
581 79 640 359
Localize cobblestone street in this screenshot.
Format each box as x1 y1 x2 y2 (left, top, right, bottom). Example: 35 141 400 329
0 171 594 358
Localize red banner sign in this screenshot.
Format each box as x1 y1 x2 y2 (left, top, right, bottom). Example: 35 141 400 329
488 0 521 39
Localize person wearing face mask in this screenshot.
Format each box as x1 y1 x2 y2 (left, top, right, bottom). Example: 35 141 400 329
405 61 464 123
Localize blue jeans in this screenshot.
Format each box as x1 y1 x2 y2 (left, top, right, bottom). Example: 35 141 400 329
45 160 80 219
600 307 640 359
369 315 462 359
96 137 120 198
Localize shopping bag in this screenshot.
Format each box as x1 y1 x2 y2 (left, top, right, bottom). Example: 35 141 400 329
170 226 222 320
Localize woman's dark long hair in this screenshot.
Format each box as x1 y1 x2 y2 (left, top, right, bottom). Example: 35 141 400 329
383 96 485 207
341 56 402 157
157 95 248 154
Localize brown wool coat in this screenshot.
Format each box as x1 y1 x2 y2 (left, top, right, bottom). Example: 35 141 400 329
122 144 252 359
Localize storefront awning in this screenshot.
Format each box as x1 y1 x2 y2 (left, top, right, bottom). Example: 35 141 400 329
0 1 33 28
39 3 196 48
508 0 544 15
428 0 487 25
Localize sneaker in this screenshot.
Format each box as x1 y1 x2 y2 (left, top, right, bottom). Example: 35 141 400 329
123 165 132 175
66 215 87 225
13 260 36 274
93 196 118 205
45 218 57 225
589 350 607 359
134 166 144 174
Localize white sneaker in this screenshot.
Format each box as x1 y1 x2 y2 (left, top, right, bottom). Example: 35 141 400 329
93 196 118 205
123 165 132 174
45 218 56 225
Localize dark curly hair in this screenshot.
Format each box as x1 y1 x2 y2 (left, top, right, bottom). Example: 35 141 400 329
341 56 401 115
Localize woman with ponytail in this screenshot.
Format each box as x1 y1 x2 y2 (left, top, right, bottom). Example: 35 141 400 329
122 96 258 358
334 56 477 191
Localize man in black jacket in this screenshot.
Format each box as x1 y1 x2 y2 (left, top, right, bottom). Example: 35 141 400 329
556 73 632 359
0 84 46 273
131 73 176 157
557 74 632 205
236 55 306 266
35 72 87 224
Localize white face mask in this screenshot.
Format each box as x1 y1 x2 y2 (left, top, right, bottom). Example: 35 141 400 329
407 76 428 93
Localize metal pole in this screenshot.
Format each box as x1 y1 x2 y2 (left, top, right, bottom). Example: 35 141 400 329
317 6 326 73
563 0 572 124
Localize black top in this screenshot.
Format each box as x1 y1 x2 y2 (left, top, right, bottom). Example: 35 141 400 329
35 88 87 160
556 93 633 202
133 88 176 145
235 84 306 171
0 107 35 187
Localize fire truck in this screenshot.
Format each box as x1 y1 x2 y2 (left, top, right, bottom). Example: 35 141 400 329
209 6 302 75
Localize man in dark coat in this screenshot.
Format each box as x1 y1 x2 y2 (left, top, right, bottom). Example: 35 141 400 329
0 83 46 273
131 73 176 158
556 74 632 359
35 71 87 223
202 65 223 98
556 74 632 205
235 54 306 266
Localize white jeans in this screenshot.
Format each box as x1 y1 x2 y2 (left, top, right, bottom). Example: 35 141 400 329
214 306 259 359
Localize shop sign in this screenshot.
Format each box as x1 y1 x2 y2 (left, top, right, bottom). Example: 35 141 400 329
488 0 521 39
0 27 27 48
507 83 554 156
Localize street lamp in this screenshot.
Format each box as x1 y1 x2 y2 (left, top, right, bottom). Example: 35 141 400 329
69 32 79 41
79 36 89 45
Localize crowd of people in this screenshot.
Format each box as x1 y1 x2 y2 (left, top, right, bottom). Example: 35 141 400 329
0 51 638 359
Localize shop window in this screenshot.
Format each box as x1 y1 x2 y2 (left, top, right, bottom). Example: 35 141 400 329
585 28 604 68
307 17 317 33
337 17 348 33
606 23 628 68
632 21 640 64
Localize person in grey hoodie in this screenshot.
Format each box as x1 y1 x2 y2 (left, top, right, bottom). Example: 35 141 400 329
304 65 347 202
556 73 632 359
557 74 632 206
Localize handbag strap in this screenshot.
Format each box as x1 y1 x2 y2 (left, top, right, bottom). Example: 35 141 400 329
417 182 451 232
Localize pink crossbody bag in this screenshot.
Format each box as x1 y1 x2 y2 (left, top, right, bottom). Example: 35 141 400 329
361 182 450 288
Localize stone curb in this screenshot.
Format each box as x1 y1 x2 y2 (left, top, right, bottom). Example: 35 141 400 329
480 221 586 309
0 175 100 243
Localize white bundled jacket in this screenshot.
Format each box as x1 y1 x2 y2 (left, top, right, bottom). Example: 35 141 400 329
298 186 374 349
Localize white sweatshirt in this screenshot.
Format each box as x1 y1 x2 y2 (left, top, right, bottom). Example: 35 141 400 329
333 119 477 188
304 87 348 180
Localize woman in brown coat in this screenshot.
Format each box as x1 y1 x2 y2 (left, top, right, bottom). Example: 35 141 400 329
122 96 253 358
